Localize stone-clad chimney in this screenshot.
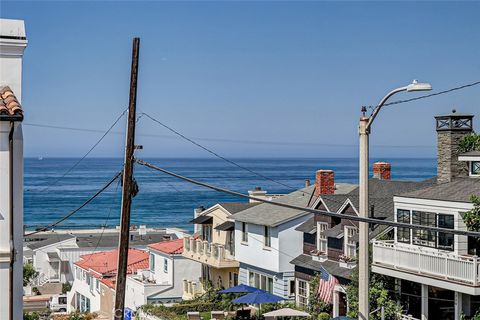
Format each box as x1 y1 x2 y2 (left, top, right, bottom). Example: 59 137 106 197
373 162 391 180
315 170 335 196
435 110 474 183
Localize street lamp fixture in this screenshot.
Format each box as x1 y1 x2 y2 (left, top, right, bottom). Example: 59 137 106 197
357 80 432 320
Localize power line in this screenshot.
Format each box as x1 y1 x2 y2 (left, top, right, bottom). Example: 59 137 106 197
24 170 123 236
23 122 436 149
29 109 127 193
367 80 480 110
142 112 311 193
135 159 480 238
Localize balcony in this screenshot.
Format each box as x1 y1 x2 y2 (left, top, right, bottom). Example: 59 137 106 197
182 278 206 300
183 237 239 269
372 240 480 287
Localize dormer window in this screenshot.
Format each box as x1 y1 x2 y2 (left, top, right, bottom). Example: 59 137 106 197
458 152 480 177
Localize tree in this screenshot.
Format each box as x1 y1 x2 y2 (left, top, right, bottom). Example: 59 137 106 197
463 195 480 255
307 273 332 317
23 263 38 287
458 132 480 153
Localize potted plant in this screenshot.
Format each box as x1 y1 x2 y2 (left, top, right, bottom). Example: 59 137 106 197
310 249 327 262
338 254 356 269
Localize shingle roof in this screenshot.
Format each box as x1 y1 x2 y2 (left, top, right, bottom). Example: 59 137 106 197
231 184 355 227
75 248 149 275
230 186 314 226
295 217 316 234
219 203 260 214
459 151 480 157
148 238 183 255
26 234 75 250
290 254 354 281
399 177 480 203
74 233 175 248
0 86 22 118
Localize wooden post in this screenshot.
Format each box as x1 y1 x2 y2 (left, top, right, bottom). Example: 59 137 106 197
114 37 140 320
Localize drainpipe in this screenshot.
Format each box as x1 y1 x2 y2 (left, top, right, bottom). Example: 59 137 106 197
8 121 15 320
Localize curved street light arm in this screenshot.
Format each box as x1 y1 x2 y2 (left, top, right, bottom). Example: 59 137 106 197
366 86 408 132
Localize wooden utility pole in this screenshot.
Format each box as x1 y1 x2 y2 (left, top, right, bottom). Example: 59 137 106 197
114 37 140 320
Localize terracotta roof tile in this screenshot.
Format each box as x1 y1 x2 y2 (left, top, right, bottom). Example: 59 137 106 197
0 86 23 117
148 238 183 255
75 248 149 275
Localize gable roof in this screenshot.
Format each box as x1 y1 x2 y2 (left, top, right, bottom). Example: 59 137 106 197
219 202 260 214
399 177 480 203
231 183 357 227
75 248 149 275
148 238 183 255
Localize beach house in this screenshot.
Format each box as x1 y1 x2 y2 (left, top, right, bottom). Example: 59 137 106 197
125 238 202 309
182 202 259 299
372 111 480 319
292 166 433 317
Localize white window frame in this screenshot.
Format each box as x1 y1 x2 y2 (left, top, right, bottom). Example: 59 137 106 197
163 258 168 273
470 161 480 176
317 222 328 254
149 253 155 271
248 270 273 293
344 225 358 258
296 279 309 309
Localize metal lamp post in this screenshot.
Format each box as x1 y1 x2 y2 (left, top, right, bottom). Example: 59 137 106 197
358 80 432 320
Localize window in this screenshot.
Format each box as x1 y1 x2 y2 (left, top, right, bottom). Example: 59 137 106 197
317 222 328 253
471 161 480 175
163 258 168 273
344 226 358 258
149 253 155 271
95 278 100 292
76 267 81 280
248 270 273 293
297 280 309 309
397 209 411 243
289 280 296 296
242 222 248 243
437 214 454 250
264 226 271 247
412 211 436 248
58 296 67 305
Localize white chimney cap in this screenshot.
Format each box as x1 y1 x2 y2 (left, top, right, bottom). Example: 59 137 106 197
0 19 26 38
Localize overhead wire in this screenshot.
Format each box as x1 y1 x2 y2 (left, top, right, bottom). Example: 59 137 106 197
24 170 123 236
135 159 480 238
28 108 127 193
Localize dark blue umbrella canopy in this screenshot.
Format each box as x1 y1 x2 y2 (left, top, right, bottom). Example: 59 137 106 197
232 290 284 304
218 284 260 294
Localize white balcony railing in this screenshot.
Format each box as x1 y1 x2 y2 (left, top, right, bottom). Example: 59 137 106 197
372 240 480 286
182 237 238 268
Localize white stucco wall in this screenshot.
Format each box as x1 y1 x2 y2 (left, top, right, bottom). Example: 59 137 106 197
0 18 27 320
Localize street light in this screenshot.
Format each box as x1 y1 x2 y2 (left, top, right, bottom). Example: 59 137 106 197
357 80 432 320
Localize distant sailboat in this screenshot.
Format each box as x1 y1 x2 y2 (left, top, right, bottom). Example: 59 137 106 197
38 156 43 161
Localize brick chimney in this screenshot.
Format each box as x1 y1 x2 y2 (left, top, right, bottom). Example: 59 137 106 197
435 110 474 183
373 162 391 180
315 170 335 196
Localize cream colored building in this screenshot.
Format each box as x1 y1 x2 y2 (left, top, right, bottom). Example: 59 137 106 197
182 203 258 299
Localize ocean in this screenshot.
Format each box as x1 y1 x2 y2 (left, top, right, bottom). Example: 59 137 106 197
24 157 436 232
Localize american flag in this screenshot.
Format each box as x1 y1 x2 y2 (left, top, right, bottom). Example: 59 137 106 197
317 267 339 303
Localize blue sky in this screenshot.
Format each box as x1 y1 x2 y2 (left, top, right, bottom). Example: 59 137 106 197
3 1 480 158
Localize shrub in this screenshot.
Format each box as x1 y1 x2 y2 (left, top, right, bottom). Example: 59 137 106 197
62 282 72 294
317 313 330 320
23 263 38 287
23 312 40 320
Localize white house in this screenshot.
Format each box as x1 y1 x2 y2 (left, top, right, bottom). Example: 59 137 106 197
125 238 202 310
67 248 149 318
230 187 318 299
0 18 27 320
372 111 480 320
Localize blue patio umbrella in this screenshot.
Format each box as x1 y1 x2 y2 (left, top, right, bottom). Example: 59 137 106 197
218 284 261 294
232 290 284 304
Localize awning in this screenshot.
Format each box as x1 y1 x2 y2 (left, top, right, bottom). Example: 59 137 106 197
215 221 234 231
190 215 213 224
